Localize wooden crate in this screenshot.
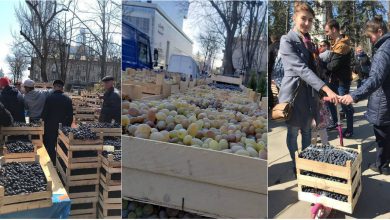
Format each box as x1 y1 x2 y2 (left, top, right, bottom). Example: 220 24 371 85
58 129 103 147
3 142 37 161
56 154 100 186
296 145 362 214
69 198 97 219
99 182 121 204
122 136 267 219
0 157 53 214
211 75 243 86
90 128 121 137
100 153 121 168
1 125 44 147
100 165 121 186
98 197 121 219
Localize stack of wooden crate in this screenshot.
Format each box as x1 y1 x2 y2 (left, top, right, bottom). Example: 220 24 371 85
75 107 96 122
90 127 122 219
295 145 362 214
56 130 103 218
0 122 44 147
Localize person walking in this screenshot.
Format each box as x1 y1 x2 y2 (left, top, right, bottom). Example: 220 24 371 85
23 79 51 121
278 2 338 171
0 77 25 122
339 16 390 175
41 80 73 164
99 76 121 123
324 19 354 138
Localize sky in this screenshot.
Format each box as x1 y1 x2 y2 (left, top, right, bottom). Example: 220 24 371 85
0 0 21 78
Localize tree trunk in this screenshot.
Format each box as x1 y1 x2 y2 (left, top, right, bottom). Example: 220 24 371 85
223 33 235 76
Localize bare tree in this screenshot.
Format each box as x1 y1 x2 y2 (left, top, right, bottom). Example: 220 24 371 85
198 30 220 73
50 1 77 83
16 0 70 82
7 46 29 83
70 0 121 80
209 0 243 76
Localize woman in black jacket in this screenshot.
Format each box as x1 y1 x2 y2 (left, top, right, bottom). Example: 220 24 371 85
340 16 390 175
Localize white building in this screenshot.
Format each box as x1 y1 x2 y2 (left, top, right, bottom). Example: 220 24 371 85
122 1 193 69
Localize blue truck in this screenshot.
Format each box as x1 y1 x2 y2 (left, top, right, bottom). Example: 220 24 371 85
122 20 153 70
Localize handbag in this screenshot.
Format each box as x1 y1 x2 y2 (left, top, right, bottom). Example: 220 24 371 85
271 81 301 121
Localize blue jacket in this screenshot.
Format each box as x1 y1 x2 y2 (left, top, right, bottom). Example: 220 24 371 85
278 30 325 128
351 33 390 126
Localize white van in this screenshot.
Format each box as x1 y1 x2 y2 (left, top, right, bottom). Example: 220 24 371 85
167 55 200 81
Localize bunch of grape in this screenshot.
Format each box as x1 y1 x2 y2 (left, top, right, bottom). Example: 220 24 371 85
302 186 348 202
208 82 243 92
5 140 34 153
61 126 98 140
298 144 358 166
0 162 47 196
300 171 347 183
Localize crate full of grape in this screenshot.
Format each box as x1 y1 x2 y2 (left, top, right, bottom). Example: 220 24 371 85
0 157 53 214
3 140 37 162
295 144 362 214
59 126 103 147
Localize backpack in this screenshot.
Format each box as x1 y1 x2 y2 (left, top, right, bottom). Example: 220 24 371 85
271 51 284 88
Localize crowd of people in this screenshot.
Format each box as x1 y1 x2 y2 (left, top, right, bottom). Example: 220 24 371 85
0 76 121 164
270 2 390 175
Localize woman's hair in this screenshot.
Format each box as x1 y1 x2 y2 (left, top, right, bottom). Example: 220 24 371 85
294 2 315 17
365 15 388 34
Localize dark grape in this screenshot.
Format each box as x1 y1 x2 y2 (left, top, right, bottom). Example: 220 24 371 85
0 162 47 196
5 140 34 153
80 122 121 129
298 144 358 166
300 170 347 183
103 137 121 150
61 126 98 140
12 122 42 127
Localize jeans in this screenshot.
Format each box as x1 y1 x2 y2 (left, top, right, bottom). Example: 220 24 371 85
327 80 354 132
373 125 390 168
287 121 312 166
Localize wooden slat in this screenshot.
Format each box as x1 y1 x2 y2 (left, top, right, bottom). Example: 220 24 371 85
122 136 267 194
122 168 267 219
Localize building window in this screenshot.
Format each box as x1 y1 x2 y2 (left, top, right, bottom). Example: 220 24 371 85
127 16 150 34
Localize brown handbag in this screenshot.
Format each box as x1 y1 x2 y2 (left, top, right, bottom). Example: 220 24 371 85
271 81 301 121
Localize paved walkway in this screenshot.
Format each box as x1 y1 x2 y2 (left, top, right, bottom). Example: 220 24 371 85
268 88 390 219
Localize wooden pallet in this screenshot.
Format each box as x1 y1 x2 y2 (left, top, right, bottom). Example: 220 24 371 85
99 182 121 204
295 145 362 214
0 157 53 214
122 136 267 219
98 197 121 219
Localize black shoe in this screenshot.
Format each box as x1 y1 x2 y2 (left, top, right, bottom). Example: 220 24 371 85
369 163 390 175
343 130 353 138
327 124 337 131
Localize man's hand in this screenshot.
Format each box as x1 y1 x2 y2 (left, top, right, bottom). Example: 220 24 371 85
339 94 354 105
322 85 339 104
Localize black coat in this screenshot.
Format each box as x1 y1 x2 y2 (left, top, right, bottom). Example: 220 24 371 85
0 86 25 122
41 90 73 132
0 101 13 126
351 33 390 126
99 87 121 123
